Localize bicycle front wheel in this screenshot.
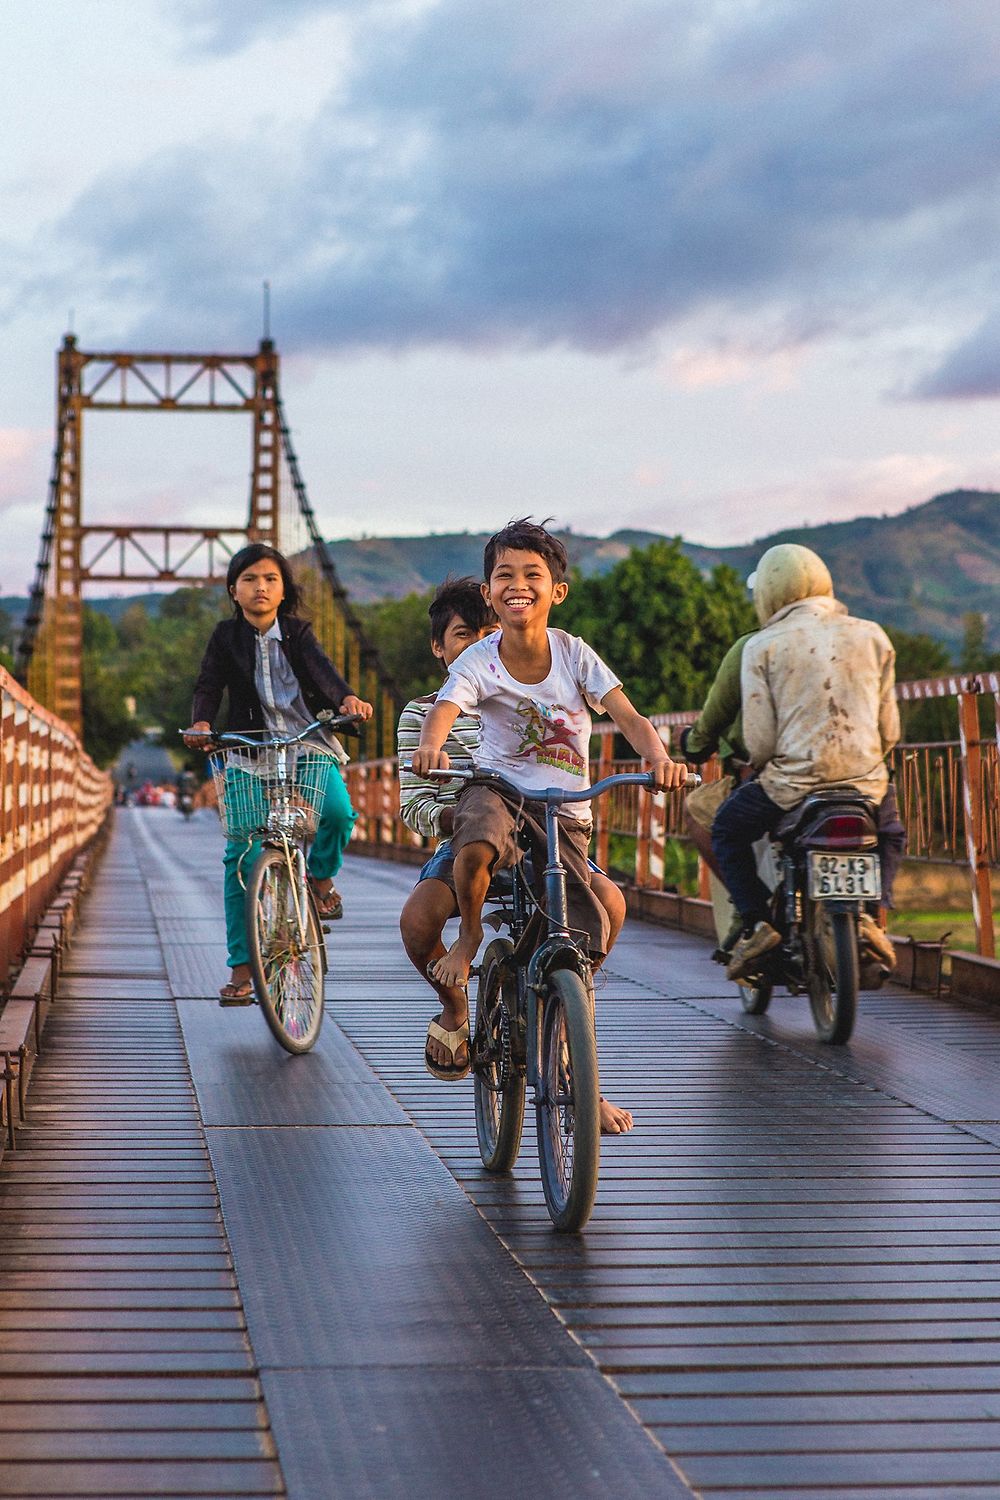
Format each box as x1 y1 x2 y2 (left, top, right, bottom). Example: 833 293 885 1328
246 848 325 1054
536 967 600 1233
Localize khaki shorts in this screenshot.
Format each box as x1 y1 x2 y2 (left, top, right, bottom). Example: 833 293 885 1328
452 784 609 956
685 774 736 832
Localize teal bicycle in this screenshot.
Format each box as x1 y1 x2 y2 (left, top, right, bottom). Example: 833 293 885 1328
198 711 361 1053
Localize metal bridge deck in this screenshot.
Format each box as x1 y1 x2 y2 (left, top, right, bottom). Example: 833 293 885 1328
3 808 1000 1498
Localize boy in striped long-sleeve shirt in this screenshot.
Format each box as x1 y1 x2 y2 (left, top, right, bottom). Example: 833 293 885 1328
397 694 481 841
398 579 496 1080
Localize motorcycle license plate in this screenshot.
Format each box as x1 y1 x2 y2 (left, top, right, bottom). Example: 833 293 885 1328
808 851 881 900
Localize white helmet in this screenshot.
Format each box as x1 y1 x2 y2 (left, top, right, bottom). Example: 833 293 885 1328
752 543 833 625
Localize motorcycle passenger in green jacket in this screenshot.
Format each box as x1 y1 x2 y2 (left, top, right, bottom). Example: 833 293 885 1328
679 632 760 955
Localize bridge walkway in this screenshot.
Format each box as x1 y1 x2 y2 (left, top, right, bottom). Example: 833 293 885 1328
3 807 1000 1497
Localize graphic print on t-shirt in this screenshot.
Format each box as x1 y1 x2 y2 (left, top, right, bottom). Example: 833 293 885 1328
512 698 587 777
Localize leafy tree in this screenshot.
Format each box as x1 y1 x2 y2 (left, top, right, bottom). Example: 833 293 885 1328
81 607 136 766
358 590 440 705
117 601 151 650
885 626 954 744
959 611 1000 673
0 607 15 673
558 541 756 714
127 586 227 745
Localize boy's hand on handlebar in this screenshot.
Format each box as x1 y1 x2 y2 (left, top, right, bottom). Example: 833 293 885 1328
341 695 373 721
182 721 214 750
648 755 689 792
411 747 451 777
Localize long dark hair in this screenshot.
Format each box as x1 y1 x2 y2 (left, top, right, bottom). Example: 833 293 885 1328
227 544 302 617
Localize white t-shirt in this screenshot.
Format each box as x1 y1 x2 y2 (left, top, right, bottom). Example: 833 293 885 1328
437 628 621 822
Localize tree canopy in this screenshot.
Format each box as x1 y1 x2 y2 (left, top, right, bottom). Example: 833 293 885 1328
66 537 971 768
557 541 757 713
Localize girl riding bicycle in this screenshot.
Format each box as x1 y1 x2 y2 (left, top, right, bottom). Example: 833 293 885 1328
184 543 372 1001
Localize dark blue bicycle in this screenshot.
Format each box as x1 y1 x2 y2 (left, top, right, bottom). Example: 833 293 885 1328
430 765 688 1232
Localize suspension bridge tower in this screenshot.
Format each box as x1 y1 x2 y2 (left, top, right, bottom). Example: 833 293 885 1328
18 335 394 755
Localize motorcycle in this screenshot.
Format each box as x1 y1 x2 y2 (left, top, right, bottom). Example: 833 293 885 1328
731 788 881 1044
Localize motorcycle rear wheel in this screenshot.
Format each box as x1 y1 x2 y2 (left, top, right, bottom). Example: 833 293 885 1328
807 901 858 1045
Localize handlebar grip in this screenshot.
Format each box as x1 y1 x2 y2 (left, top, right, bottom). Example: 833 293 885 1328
400 762 471 779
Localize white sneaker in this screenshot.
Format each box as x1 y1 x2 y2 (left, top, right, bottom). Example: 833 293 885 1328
726 921 781 981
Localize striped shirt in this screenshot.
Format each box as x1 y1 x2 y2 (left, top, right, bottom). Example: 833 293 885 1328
396 694 480 840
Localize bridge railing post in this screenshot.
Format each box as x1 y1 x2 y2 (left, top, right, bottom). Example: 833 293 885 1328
593 731 613 875
958 682 996 959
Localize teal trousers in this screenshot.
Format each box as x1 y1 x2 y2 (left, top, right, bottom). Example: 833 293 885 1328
222 763 356 968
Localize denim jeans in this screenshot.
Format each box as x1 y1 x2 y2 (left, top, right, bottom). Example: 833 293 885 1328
711 781 785 924
222 762 357 967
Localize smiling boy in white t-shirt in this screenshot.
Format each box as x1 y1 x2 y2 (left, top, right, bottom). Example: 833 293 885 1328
412 517 688 994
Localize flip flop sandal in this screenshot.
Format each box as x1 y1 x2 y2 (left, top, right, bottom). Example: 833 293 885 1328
310 883 344 920
424 1016 471 1081
219 979 254 1006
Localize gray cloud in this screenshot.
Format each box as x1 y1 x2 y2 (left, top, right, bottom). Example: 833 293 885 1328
45 0 1000 362
916 312 1000 399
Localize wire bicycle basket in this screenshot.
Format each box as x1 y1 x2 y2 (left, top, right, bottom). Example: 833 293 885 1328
209 743 338 843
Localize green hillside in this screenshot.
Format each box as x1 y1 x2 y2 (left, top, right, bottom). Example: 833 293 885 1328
6 489 996 653
323 490 999 650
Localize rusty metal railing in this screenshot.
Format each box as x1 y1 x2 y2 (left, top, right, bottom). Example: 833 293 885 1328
343 673 999 960
0 668 112 990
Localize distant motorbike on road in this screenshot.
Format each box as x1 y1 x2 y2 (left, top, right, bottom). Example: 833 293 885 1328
177 772 197 820
732 788 881 1044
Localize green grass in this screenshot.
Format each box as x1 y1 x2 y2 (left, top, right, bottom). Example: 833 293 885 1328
606 834 700 896
888 909 981 954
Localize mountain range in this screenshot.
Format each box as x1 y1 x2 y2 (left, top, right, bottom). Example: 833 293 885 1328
321 489 999 649
4 489 996 652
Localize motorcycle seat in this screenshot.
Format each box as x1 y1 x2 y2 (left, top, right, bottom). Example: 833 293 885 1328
774 787 880 842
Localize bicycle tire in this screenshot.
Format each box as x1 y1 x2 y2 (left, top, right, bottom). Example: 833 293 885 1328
536 966 601 1233
246 847 325 1054
473 939 526 1173
807 901 858 1045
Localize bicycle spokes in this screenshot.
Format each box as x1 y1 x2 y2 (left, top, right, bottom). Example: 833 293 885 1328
255 862 321 1045
544 1012 576 1194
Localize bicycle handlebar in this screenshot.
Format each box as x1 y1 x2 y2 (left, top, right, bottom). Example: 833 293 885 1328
404 764 701 803
180 711 365 752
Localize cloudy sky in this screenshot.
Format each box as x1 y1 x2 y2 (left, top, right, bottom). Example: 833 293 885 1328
3 0 1000 592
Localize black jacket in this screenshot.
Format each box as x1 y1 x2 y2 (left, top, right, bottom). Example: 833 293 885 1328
191 614 355 732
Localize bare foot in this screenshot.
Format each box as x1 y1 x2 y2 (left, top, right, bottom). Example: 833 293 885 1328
426 991 470 1070
428 929 482 990
600 1097 633 1135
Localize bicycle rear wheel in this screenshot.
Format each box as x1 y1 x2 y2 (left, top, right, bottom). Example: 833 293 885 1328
473 939 526 1173
536 967 600 1233
246 848 325 1054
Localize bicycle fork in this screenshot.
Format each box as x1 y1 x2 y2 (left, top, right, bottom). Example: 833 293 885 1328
279 833 311 950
